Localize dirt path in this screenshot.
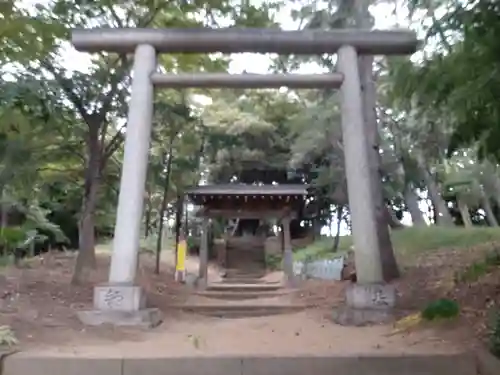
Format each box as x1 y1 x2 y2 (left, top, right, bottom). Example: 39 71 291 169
0 251 478 357
20 310 462 357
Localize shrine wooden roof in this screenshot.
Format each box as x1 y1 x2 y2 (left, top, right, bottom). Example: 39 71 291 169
186 184 310 218
187 184 310 197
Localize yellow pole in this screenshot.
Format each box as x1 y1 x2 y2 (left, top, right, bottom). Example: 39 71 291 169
175 236 187 282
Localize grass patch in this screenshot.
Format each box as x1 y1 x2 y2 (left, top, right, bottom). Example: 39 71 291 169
294 226 500 261
455 250 500 283
95 235 175 255
293 236 352 262
265 253 282 270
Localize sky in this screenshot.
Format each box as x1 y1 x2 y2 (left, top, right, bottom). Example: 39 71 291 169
24 0 427 234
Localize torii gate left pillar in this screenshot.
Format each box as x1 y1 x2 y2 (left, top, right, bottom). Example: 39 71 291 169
78 44 162 327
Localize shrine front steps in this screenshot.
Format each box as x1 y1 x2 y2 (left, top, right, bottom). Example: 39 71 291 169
174 295 307 319
220 277 274 284
173 283 308 318
196 285 290 301
206 283 283 293
175 303 307 318
223 269 267 280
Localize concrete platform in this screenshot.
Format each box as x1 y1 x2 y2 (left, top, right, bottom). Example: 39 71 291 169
1 353 485 375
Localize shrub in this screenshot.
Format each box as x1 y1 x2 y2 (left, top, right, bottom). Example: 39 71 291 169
0 326 18 347
265 253 282 270
421 298 460 321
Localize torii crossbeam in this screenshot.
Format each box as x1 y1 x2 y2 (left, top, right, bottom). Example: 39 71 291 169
72 28 418 55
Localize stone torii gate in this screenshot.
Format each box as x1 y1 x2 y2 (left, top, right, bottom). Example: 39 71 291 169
72 28 418 327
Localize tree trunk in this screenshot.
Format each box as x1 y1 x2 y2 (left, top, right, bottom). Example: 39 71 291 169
144 188 153 237
385 206 405 229
359 55 400 281
313 197 322 240
0 193 8 229
416 156 454 226
333 205 343 251
155 149 174 275
404 183 427 226
481 194 498 227
72 130 101 285
184 202 188 235
490 174 500 210
457 198 473 228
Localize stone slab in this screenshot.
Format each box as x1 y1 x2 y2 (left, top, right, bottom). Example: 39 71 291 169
2 354 122 375
475 349 500 375
94 283 146 311
77 307 162 328
242 355 476 375
1 354 477 375
123 357 242 375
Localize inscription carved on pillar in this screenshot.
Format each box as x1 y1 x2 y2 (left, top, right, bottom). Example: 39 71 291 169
104 288 124 308
371 287 390 307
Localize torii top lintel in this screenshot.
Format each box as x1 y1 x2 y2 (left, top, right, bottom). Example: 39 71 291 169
71 28 419 55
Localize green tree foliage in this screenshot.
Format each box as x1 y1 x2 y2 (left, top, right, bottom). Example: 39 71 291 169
4 0 500 286
395 0 500 159
0 0 280 282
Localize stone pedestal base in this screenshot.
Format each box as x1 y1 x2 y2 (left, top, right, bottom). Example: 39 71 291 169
332 283 396 326
77 308 162 328
282 274 296 288
175 270 186 283
197 277 208 290
185 272 198 287
77 283 162 328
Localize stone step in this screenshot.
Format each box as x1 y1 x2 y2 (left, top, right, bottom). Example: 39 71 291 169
220 278 278 284
196 289 288 300
223 274 267 279
224 268 266 273
207 283 283 293
175 303 306 318
223 270 267 278
221 274 262 279
2 353 479 374
224 275 267 280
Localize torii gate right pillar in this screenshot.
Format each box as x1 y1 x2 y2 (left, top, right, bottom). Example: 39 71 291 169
333 45 396 325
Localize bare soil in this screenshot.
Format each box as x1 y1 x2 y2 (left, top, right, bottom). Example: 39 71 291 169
0 243 498 356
